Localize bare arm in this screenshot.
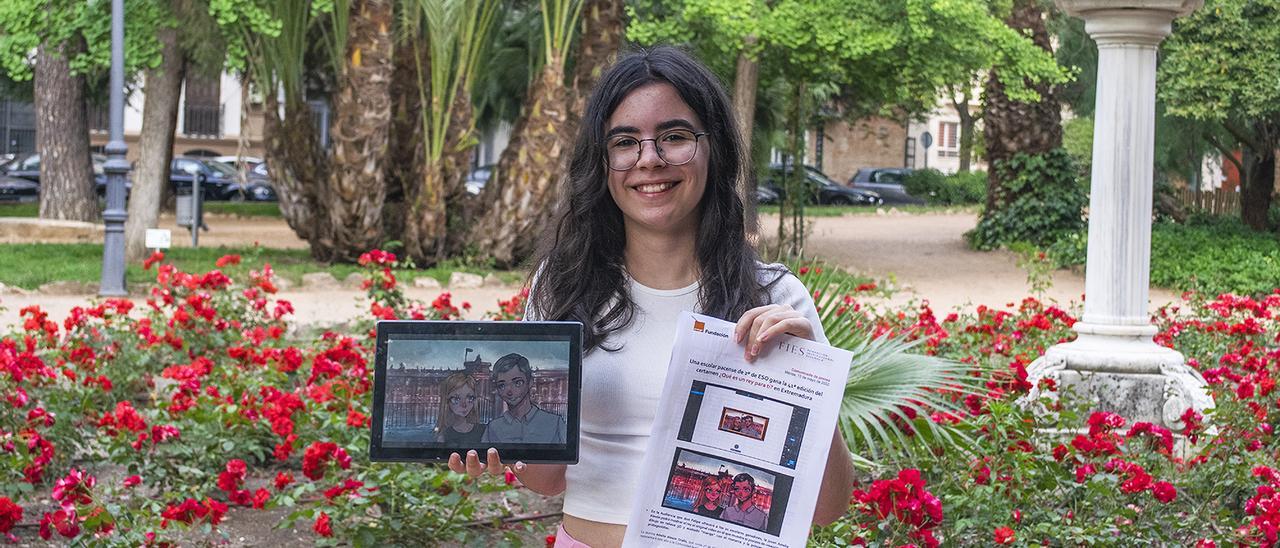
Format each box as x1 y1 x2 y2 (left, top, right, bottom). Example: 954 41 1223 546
812 429 855 525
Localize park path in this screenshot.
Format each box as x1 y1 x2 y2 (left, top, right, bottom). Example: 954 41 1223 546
0 211 1182 331
787 211 1181 312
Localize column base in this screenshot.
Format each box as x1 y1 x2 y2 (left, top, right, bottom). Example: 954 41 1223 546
1023 333 1214 435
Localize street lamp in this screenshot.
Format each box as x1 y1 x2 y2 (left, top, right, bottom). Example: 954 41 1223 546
99 0 129 297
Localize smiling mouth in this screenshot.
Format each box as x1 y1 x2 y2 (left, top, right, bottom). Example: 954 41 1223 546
633 181 679 194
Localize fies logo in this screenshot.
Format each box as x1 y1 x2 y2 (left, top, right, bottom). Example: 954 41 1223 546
692 320 729 339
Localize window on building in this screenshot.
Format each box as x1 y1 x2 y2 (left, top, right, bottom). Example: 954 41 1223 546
183 76 222 137
938 121 960 158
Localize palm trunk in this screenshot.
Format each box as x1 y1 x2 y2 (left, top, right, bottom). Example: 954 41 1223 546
982 0 1061 212
384 37 426 238
34 40 97 222
468 59 570 267
261 92 322 243
566 0 624 135
315 0 393 262
733 40 760 237
442 89 477 257
125 27 185 261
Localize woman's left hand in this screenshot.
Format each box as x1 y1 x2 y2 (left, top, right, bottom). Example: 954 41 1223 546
734 304 815 363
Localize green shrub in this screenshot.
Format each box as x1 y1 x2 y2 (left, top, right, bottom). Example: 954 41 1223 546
967 149 1087 250
903 169 987 206
1043 215 1280 296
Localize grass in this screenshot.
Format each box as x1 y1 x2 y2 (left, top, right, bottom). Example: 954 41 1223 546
0 202 283 218
757 204 979 217
0 243 525 290
0 203 38 217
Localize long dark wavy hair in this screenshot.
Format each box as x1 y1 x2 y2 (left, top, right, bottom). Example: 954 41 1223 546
529 46 781 351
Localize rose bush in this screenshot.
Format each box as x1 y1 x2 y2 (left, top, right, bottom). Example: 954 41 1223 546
1 251 1276 546
809 287 1280 546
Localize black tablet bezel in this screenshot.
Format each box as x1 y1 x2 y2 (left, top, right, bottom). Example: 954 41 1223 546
370 320 582 464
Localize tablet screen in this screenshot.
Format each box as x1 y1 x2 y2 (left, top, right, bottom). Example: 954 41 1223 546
370 320 582 463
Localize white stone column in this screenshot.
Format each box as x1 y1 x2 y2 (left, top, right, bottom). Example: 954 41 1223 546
1027 1 1212 436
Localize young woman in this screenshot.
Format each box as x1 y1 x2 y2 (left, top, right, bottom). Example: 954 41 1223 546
435 372 485 445
692 476 727 519
449 46 854 547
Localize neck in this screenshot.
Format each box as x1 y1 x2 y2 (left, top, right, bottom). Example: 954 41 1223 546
624 227 699 290
508 397 533 419
737 498 753 510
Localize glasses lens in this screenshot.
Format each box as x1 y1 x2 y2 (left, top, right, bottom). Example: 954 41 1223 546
607 136 640 171
656 129 698 165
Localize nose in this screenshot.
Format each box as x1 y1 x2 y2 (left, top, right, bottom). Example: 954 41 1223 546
634 139 666 170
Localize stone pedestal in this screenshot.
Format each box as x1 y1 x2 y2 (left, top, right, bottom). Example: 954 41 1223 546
1025 0 1212 434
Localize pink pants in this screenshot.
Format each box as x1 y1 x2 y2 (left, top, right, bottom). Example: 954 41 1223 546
552 523 592 548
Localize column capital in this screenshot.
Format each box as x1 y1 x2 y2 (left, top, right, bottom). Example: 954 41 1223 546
1056 0 1202 46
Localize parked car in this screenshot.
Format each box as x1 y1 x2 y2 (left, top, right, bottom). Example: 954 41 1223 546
236 162 277 201
3 152 116 195
760 164 882 206
848 167 925 205
170 157 240 201
0 174 39 203
754 185 780 205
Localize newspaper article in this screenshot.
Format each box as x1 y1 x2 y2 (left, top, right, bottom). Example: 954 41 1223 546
623 312 853 548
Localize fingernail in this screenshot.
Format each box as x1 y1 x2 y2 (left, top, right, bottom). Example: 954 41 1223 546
515 462 526 472
468 450 477 457
750 344 759 356
757 333 768 342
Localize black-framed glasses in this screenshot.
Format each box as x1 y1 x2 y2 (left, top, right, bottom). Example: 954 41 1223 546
606 129 707 171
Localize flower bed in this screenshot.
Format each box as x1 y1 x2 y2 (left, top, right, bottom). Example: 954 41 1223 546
0 252 1276 546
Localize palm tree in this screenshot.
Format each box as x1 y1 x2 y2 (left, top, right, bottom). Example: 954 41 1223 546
468 0 583 268
400 0 499 264
982 0 1062 213
797 266 985 461
314 0 395 262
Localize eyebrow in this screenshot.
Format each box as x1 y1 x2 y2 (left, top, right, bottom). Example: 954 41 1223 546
604 118 697 139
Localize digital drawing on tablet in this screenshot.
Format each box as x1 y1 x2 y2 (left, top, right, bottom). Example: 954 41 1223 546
369 321 582 464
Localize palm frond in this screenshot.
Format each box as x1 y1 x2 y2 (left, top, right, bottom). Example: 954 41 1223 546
793 261 990 464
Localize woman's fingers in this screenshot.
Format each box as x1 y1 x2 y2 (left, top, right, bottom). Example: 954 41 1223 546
486 448 504 475
735 305 816 363
447 452 465 474
757 315 813 344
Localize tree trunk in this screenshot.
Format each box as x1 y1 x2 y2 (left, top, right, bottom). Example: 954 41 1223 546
34 40 97 222
733 39 760 238
1241 144 1275 231
953 90 975 173
262 92 325 244
125 27 185 262
468 60 570 267
982 0 1061 212
566 0 624 135
442 89 477 257
314 0 393 262
384 35 425 238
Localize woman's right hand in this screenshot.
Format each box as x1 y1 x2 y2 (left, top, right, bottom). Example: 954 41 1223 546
447 447 509 477
448 448 567 495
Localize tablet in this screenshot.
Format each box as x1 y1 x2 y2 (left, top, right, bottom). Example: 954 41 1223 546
370 320 582 463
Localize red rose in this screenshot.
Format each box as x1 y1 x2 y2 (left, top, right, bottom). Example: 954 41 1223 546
0 497 22 535
1153 481 1177 503
994 526 1015 544
313 512 333 537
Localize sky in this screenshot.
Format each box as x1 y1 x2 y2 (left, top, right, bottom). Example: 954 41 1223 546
386 337 570 372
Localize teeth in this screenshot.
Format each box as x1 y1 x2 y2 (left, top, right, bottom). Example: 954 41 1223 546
636 182 675 193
